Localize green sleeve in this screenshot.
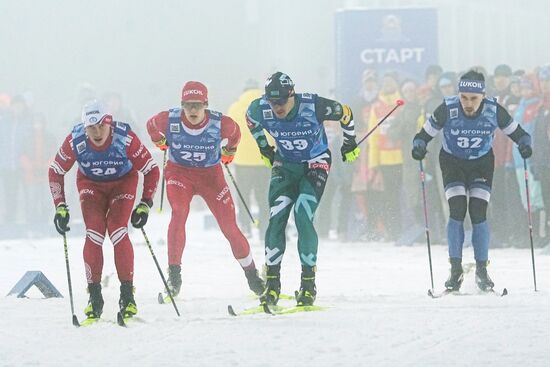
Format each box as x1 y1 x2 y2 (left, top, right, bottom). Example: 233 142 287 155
246 98 270 149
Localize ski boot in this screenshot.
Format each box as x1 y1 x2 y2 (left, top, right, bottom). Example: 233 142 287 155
84 283 104 319
296 265 317 306
444 258 464 291
167 264 182 297
158 265 182 304
244 268 265 296
260 265 281 305
475 260 495 291
119 281 138 318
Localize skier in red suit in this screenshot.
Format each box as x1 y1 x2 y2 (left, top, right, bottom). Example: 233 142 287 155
48 100 160 321
146 81 264 300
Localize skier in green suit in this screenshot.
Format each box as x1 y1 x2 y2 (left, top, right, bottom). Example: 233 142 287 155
246 72 360 306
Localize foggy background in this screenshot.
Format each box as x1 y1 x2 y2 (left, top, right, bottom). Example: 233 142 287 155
2 0 549 125
1 0 549 239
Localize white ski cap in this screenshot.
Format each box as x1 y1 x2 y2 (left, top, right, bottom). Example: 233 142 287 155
82 99 110 127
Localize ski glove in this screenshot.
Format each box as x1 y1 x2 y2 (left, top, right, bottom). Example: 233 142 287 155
517 134 532 159
260 145 275 168
411 139 427 161
340 140 360 162
131 201 151 228
155 137 168 151
221 147 236 165
54 204 70 235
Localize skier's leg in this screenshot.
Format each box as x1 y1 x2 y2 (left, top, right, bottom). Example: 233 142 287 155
165 170 194 266
77 179 107 317
106 173 138 283
77 179 108 285
295 155 331 268
199 165 265 295
294 154 331 306
264 164 299 267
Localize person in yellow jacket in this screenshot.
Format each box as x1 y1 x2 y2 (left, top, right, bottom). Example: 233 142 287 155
227 80 271 239
367 71 403 242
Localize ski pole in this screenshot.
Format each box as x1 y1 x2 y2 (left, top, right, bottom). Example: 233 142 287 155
62 234 80 327
223 164 259 226
357 99 404 146
419 160 435 291
523 159 538 291
158 150 167 213
141 227 181 316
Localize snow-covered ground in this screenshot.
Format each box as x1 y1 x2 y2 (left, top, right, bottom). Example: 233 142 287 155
1 211 549 367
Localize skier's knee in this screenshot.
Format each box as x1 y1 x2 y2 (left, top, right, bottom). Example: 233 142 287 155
448 196 467 221
469 197 488 224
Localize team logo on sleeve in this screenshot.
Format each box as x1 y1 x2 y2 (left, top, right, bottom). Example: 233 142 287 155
263 110 274 120
450 108 459 119
116 122 127 130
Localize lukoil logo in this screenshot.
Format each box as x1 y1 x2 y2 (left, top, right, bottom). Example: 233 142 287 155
183 89 203 97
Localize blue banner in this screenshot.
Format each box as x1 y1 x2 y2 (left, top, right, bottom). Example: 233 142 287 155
335 8 438 102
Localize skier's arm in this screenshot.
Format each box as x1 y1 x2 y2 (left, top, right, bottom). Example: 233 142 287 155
126 130 160 206
496 104 530 143
246 99 274 167
221 115 241 152
413 102 447 144
48 134 77 207
315 96 359 162
146 111 169 150
496 103 532 158
220 115 241 164
411 102 446 161
315 96 357 146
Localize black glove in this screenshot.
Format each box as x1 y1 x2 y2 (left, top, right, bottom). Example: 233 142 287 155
517 135 532 159
340 139 360 162
131 201 151 228
54 204 70 235
259 145 275 168
411 139 427 161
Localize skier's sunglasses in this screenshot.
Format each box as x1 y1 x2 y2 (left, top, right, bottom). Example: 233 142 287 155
182 101 206 110
267 98 289 106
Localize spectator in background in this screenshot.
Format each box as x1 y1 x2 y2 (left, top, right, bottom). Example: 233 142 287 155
348 69 379 241
0 93 11 226
103 92 140 135
3 95 34 229
513 75 545 246
387 80 423 245
532 65 550 246
63 82 98 127
28 112 56 235
367 71 403 242
104 92 136 122
424 64 443 99
490 64 513 102
226 79 271 240
489 64 522 247
507 76 522 115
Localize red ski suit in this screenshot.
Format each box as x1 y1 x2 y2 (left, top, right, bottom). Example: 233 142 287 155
49 124 159 283
146 110 255 270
